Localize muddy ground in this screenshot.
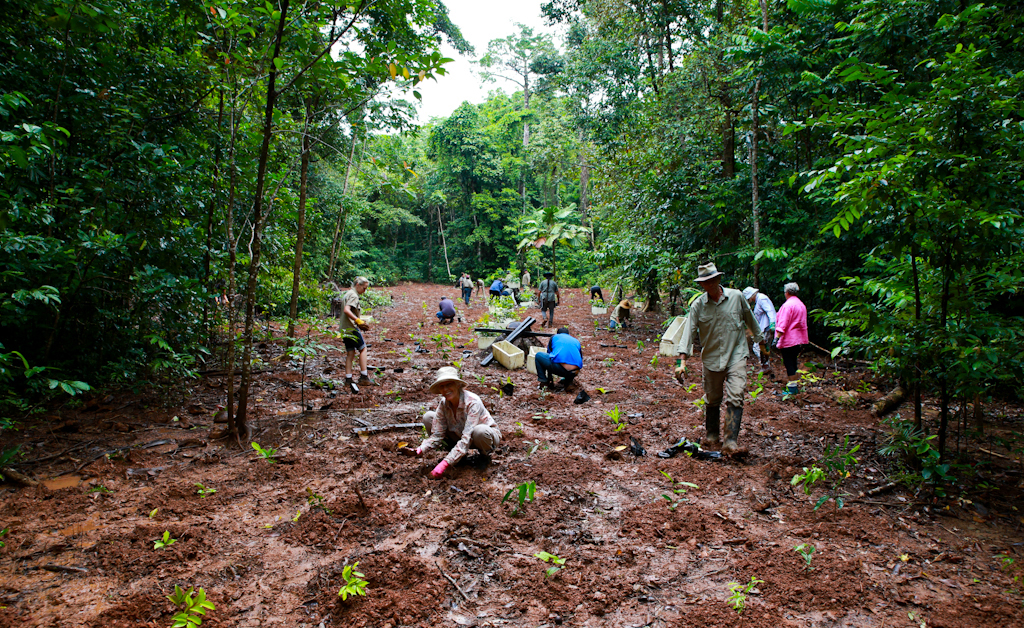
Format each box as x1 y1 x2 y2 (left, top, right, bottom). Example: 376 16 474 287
1 283 1022 628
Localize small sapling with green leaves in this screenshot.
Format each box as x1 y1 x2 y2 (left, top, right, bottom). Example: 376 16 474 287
606 405 625 432
726 576 763 613
251 442 277 463
167 585 215 628
534 551 566 578
195 483 216 498
502 480 536 515
794 543 815 570
338 562 368 601
154 530 177 550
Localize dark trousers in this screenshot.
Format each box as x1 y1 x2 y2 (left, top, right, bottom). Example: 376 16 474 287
461 287 472 305
536 352 578 384
590 287 604 302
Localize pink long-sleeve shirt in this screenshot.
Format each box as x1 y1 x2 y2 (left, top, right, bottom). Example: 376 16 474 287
775 295 808 349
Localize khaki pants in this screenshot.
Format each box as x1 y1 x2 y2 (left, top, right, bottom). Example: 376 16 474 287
702 359 747 409
422 411 501 454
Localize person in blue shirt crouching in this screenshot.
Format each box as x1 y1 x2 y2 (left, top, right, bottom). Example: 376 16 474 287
536 327 583 391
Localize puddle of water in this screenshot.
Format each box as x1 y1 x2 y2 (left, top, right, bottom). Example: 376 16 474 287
42 475 82 490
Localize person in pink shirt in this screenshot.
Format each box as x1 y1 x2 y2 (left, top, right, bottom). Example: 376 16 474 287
774 282 809 395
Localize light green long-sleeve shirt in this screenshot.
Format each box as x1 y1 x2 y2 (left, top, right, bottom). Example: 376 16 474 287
679 287 763 372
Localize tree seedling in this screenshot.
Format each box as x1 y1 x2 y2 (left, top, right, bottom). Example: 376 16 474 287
194 483 216 498
636 340 645 354
534 551 566 578
650 354 659 368
154 530 177 549
167 585 215 628
251 442 277 463
606 405 625 432
306 488 331 514
338 562 368 601
502 480 536 515
659 470 698 509
0 527 8 548
749 371 765 403
794 543 815 570
726 576 763 613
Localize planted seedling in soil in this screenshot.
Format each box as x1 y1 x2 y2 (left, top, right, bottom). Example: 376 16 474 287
659 470 698 510
167 585 215 628
251 442 277 463
154 530 177 550
338 561 368 601
195 483 216 498
307 488 331 514
606 405 626 432
749 371 765 403
726 576 763 613
792 435 860 510
534 551 566 578
794 543 815 570
502 480 536 516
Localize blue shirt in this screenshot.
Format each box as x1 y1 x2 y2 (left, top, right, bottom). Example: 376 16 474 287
439 298 456 317
490 280 504 292
547 333 583 368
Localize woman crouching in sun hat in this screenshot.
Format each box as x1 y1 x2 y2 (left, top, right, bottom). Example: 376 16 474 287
399 367 501 478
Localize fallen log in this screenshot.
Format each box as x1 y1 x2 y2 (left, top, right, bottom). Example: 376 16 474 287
1 466 38 487
872 384 907 417
352 422 423 435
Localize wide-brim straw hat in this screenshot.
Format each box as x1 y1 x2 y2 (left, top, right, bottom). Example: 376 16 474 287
695 263 724 282
742 287 758 300
429 366 467 394
619 300 632 310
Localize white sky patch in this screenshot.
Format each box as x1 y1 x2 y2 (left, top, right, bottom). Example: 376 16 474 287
413 0 563 124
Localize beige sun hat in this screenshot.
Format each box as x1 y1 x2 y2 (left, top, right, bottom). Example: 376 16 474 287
695 262 724 282
619 300 632 309
429 366 467 394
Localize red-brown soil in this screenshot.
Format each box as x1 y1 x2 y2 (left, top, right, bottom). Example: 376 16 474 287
0 283 1022 627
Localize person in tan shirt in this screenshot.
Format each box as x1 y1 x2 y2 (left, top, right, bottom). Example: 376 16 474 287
399 367 501 477
675 263 762 454
337 277 376 394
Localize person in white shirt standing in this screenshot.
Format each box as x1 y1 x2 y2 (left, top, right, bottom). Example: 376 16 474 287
742 287 777 373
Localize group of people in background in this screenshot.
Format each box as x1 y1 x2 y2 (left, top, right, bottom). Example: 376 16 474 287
333 262 807 472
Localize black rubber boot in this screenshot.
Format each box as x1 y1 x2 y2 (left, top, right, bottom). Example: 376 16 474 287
722 406 746 455
703 405 721 450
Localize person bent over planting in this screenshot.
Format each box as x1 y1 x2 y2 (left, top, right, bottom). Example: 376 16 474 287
400 367 501 478
674 263 762 455
337 276 376 394
742 286 777 373
536 327 582 391
437 296 457 325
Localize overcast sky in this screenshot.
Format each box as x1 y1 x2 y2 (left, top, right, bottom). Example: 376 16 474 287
412 0 563 124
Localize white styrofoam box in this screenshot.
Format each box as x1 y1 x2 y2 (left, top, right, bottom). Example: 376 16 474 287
478 335 497 349
659 316 687 356
591 306 608 315
526 346 543 375
492 340 525 370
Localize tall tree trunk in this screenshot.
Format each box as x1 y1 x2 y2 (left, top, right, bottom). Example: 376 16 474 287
328 131 359 281
751 77 762 287
426 228 433 283
578 130 593 245
937 250 953 462
911 238 923 430
287 102 312 342
722 107 735 178
225 72 240 438
204 89 224 345
235 0 290 431
437 205 452 279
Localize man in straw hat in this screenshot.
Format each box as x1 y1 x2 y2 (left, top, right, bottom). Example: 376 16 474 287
399 367 501 478
609 299 631 330
675 263 762 455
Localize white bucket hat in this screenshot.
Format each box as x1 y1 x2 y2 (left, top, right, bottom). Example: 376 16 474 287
428 366 467 394
742 287 758 300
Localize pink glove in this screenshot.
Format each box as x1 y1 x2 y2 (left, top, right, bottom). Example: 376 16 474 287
430 459 450 479
416 447 423 456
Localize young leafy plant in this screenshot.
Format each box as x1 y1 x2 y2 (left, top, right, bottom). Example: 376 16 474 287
794 543 815 570
195 483 216 498
167 585 215 628
154 530 177 550
0 527 8 548
338 562 369 601
726 576 763 613
534 551 566 578
502 480 536 515
606 405 625 432
251 442 277 463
